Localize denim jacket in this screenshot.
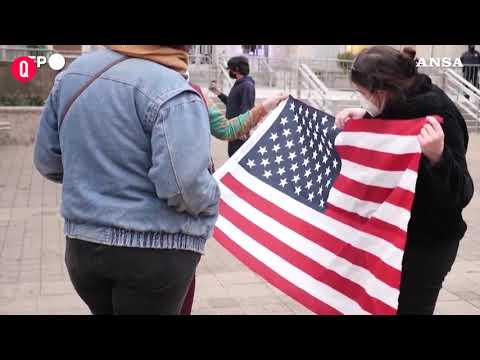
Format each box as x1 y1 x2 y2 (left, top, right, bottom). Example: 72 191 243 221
34 48 220 254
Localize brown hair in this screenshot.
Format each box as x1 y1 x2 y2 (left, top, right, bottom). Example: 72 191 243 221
402 47 416 60
351 46 418 99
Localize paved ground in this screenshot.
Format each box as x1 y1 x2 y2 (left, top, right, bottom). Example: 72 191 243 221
1 133 479 315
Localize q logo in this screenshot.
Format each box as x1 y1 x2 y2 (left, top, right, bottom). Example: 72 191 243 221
11 56 37 83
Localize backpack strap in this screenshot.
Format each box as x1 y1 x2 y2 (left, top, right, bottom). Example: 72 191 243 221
59 55 128 129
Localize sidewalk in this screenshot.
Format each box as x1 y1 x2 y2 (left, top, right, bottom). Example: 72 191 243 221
1 135 480 315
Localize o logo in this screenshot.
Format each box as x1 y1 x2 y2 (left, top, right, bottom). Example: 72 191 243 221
11 56 37 83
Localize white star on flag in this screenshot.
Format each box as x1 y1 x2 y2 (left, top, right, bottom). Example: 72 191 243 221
263 170 272 179
272 144 281 153
258 146 267 156
280 117 288 126
269 132 278 142
277 167 286 176
246 159 255 168
288 152 297 161
261 158 270 167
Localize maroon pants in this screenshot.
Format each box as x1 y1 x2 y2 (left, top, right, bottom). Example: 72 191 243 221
180 276 195 315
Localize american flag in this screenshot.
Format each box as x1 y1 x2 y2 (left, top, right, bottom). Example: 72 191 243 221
213 96 431 315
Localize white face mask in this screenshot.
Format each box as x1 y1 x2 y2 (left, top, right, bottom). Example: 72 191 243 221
357 92 382 117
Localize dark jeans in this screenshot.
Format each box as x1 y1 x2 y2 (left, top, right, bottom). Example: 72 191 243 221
397 240 460 315
65 237 200 315
228 139 247 157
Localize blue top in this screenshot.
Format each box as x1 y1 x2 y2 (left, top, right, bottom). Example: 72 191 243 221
34 48 220 254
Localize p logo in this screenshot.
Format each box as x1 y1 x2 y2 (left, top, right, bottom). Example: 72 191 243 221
11 56 37 83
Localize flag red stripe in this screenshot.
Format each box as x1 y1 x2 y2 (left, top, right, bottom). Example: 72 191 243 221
213 226 342 315
336 145 421 172
343 117 441 135
221 172 401 289
324 203 407 250
220 200 397 314
332 174 416 211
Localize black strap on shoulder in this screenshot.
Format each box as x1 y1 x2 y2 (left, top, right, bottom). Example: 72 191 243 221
59 55 128 129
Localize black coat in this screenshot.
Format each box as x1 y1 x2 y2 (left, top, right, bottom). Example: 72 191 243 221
218 76 256 156
218 76 256 119
370 74 474 250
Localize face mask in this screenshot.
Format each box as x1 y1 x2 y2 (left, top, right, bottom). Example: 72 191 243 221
357 92 382 117
228 70 237 79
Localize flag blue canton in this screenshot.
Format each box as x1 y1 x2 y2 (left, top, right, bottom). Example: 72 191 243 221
239 98 342 212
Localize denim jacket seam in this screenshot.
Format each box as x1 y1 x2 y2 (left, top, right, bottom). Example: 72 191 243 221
155 97 205 199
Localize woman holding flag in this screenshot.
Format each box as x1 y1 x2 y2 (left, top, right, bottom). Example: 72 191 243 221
335 45 474 314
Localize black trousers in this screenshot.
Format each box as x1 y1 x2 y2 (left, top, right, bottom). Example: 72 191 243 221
228 139 247 157
397 240 460 315
65 237 200 315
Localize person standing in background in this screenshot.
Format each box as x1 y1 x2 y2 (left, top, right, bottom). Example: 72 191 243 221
209 56 256 157
460 45 480 90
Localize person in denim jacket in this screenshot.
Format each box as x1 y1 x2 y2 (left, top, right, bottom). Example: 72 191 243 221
34 45 220 315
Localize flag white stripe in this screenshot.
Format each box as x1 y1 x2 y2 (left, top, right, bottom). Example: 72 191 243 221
374 202 412 233
340 159 418 192
228 164 403 270
216 215 370 314
336 132 421 155
327 187 411 232
219 182 400 308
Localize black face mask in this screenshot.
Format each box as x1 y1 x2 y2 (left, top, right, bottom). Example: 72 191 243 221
228 70 237 79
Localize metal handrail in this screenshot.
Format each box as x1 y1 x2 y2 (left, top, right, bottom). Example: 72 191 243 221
299 64 329 96
259 58 275 86
445 68 480 98
0 46 54 62
297 64 332 113
443 69 480 127
215 57 234 93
